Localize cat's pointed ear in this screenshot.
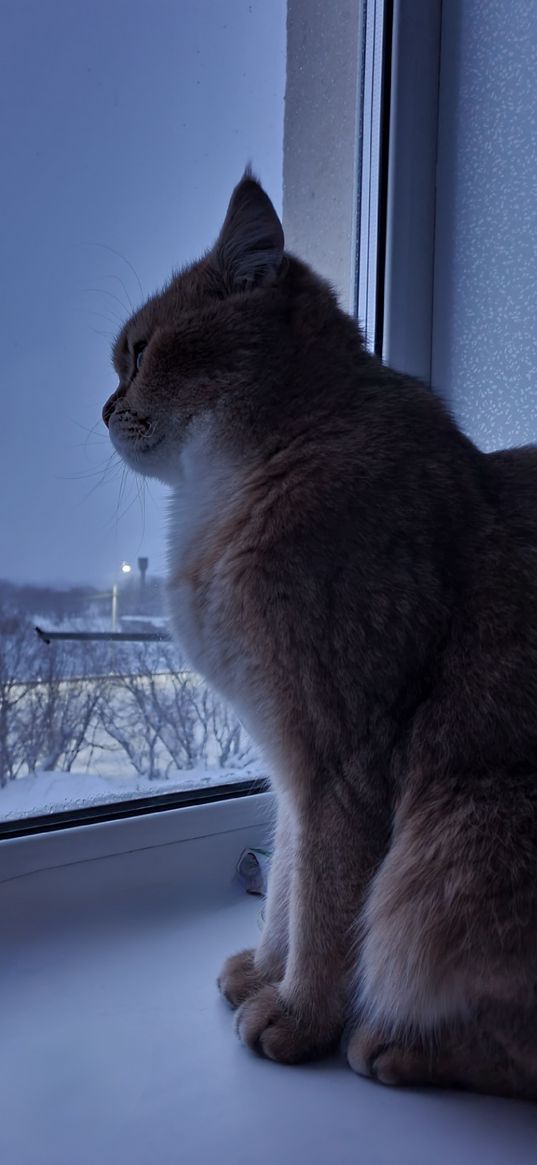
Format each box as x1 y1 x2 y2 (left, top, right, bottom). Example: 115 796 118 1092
212 169 284 292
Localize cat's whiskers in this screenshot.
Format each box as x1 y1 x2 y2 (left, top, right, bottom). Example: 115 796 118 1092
60 461 120 481
134 474 147 541
70 439 110 451
89 326 116 342
84 307 125 329
103 273 134 313
67 415 115 455
82 288 129 326
80 241 144 301
104 466 146 533
69 455 123 509
115 464 129 519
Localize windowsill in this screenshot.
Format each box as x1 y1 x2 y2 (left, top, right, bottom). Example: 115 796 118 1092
2 800 536 1163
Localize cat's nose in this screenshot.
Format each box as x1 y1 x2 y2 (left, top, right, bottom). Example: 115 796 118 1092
102 397 115 428
102 386 124 428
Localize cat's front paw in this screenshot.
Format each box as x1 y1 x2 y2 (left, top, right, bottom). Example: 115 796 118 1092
217 948 267 1009
235 984 339 1064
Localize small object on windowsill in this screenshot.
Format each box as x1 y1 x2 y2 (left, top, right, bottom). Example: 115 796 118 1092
236 847 271 896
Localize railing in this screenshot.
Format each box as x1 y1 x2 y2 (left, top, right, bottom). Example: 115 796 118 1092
35 625 171 645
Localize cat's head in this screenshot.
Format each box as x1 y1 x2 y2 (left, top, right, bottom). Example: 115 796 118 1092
102 170 294 485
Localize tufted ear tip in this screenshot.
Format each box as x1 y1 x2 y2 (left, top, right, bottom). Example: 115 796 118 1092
241 161 258 184
212 170 285 292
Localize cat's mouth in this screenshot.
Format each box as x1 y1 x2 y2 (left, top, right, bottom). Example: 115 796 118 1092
107 404 165 459
137 432 165 453
104 397 185 485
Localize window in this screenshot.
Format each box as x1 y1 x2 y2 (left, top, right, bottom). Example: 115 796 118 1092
6 0 534 831
1 0 286 825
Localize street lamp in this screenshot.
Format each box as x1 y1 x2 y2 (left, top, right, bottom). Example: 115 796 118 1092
112 562 133 631
138 557 149 611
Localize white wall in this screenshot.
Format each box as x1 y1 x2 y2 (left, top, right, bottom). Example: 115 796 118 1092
432 0 537 451
282 0 362 310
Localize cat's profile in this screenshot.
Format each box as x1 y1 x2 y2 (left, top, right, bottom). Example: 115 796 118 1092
103 170 537 1099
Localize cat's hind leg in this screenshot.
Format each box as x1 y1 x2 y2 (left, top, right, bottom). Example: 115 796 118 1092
347 775 537 1097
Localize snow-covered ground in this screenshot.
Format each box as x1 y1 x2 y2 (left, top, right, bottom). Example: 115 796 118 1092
1 610 267 822
0 765 267 821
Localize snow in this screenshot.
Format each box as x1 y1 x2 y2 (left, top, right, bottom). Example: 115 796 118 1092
0 765 266 822
1 608 266 822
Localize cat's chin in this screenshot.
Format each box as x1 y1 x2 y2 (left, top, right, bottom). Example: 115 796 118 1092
109 428 179 485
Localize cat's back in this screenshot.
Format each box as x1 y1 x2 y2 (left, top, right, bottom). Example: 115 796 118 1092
486 445 537 550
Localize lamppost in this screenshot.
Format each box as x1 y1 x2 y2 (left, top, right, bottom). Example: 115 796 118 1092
111 561 132 631
138 557 149 611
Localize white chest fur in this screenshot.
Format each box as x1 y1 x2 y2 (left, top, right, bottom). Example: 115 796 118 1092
165 419 245 677
165 420 283 768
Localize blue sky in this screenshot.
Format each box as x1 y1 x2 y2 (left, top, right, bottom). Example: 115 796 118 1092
1 0 286 587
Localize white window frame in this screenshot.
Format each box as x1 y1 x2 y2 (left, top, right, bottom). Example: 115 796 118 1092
382 0 442 382
0 789 274 885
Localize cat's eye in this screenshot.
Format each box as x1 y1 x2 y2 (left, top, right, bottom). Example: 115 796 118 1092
134 344 146 373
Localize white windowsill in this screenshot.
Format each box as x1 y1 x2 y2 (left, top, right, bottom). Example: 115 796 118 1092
2 796 536 1165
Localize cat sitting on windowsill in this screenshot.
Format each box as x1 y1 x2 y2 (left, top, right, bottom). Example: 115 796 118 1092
103 170 537 1101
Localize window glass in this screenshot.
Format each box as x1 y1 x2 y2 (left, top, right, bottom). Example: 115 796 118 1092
1 0 285 821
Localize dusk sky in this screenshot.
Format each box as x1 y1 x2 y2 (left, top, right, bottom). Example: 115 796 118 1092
1 0 286 587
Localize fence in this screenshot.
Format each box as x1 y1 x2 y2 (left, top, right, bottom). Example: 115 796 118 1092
0 617 258 785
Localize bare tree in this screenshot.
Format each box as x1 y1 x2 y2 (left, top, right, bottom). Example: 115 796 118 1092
97 664 167 779
134 642 257 773
207 693 256 769
155 670 205 771
96 643 258 779
0 616 39 783
15 638 107 774
95 650 205 778
0 614 259 791
0 623 112 781
21 676 103 774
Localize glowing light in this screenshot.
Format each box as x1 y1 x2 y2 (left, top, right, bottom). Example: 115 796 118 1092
121 561 132 574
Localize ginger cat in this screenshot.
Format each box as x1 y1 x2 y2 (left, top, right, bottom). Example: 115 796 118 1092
103 172 537 1099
